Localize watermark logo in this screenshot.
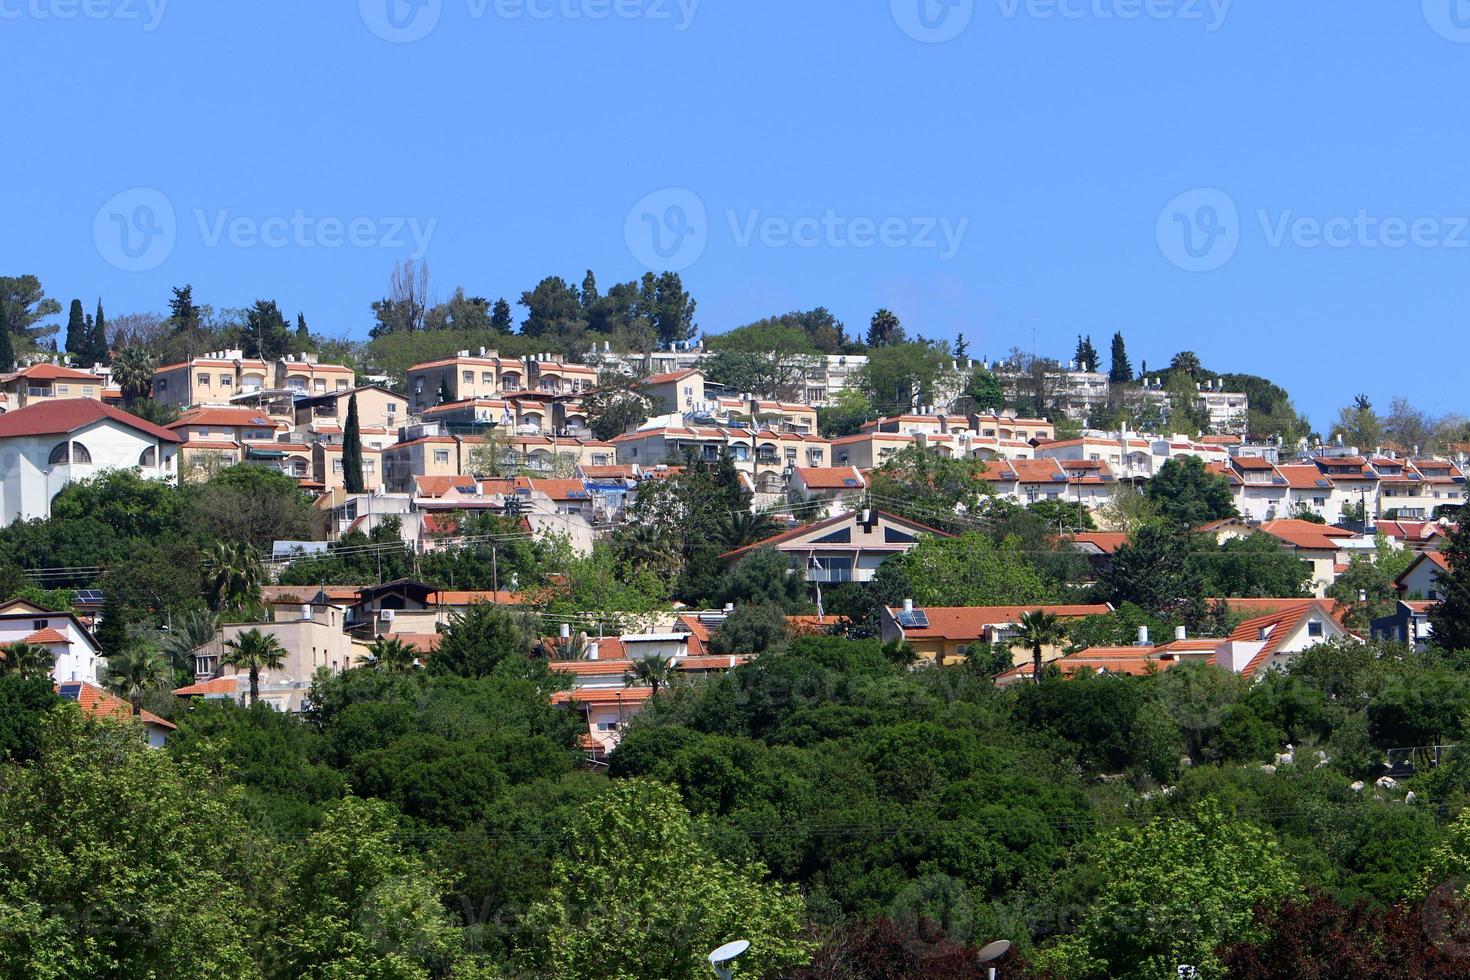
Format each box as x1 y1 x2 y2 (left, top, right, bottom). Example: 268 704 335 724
1156 187 1239 272
1158 188 1470 272
892 0 974 42
360 0 443 42
625 187 708 272
995 0 1231 31
728 209 969 260
93 188 177 273
0 0 169 31
1423 0 1470 43
360 0 698 42
94 190 438 271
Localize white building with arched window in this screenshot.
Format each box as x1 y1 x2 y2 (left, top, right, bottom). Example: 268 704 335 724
0 400 181 527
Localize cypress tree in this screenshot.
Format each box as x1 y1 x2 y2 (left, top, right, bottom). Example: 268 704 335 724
1109 331 1133 384
90 300 109 365
295 312 311 350
342 394 365 493
95 589 132 658
0 322 12 373
64 300 87 361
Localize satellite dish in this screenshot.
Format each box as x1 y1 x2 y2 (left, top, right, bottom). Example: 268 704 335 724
978 940 1012 964
709 940 750 965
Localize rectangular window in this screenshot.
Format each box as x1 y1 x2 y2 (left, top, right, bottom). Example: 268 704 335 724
462 371 473 384
1307 621 1324 638
332 460 344 473
56 385 69 395
220 374 232 387
336 380 348 390
33 620 47 631
314 379 326 391
157 379 168 392
386 403 397 416
482 372 495 385
197 374 210 386
434 450 450 464
364 460 375 473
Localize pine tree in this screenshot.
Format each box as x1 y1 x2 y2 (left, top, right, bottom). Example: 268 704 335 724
342 394 365 493
1430 521 1470 652
580 270 599 311
64 300 87 361
0 321 12 372
953 334 969 359
1109 331 1133 384
90 300 109 365
168 285 201 329
95 590 132 658
295 313 312 351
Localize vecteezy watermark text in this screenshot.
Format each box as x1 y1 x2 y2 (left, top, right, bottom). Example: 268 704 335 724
94 188 437 272
727 210 969 261
0 0 167 30
624 187 969 271
1156 187 1470 272
891 0 1229 42
359 0 697 43
995 0 1230 30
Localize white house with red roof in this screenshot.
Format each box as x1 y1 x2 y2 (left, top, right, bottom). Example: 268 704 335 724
720 509 950 586
0 597 103 684
1397 551 1451 601
56 680 175 747
0 399 181 526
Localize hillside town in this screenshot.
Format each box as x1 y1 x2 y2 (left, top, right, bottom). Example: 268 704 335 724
6 283 1470 976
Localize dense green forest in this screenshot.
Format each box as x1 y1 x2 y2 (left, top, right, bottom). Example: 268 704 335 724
10 627 1470 977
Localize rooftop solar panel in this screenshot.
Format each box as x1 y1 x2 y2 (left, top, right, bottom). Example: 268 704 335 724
896 610 930 629
57 683 82 702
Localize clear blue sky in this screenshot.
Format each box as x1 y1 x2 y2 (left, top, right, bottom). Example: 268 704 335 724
4 0 1468 427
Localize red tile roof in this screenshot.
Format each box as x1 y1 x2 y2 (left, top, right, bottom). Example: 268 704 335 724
64 681 176 729
0 399 181 442
642 369 701 385
1259 519 1356 551
4 364 104 382
551 687 654 706
793 466 866 490
21 628 70 645
168 406 280 429
888 604 1114 639
1068 532 1128 555
173 677 241 697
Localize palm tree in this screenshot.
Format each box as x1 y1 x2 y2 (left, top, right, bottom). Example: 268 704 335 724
717 511 781 551
1169 351 1202 381
103 646 171 715
221 628 287 707
110 345 159 407
0 641 54 681
159 611 220 679
366 635 417 673
205 541 263 614
1008 610 1067 686
539 630 591 661
624 654 677 697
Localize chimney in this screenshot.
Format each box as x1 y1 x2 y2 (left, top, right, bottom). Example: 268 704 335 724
1137 626 1151 647
1175 625 1187 641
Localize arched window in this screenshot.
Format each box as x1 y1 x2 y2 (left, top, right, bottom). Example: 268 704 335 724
48 442 90 465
